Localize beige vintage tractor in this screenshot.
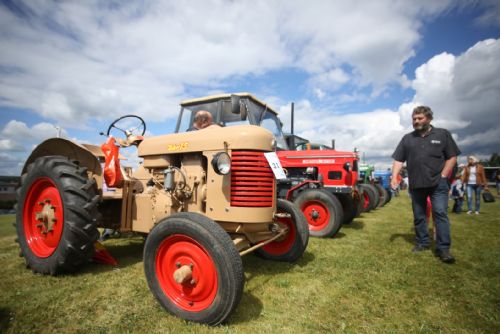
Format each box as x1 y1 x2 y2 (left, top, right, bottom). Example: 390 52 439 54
15 107 309 325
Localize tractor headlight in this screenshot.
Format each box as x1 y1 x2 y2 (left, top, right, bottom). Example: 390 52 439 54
212 152 231 175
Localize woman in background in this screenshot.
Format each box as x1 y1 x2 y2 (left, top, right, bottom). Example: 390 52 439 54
462 155 488 214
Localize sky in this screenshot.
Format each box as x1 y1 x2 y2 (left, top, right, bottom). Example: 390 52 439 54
1 0 500 175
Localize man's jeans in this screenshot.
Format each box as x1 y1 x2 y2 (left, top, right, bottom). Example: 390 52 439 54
410 177 451 251
466 184 482 212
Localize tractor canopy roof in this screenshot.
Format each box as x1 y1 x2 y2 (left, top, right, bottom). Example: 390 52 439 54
180 92 278 115
176 92 287 149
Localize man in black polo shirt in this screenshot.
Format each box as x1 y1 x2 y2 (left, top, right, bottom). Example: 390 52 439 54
391 106 460 263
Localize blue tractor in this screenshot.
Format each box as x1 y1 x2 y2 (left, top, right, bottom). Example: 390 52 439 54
373 170 393 205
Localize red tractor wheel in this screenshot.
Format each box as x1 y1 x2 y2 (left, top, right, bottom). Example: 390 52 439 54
294 189 343 238
144 213 244 325
256 199 309 262
16 156 100 275
360 184 376 212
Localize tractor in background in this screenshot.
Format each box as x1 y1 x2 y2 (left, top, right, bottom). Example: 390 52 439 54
357 163 390 211
373 169 393 205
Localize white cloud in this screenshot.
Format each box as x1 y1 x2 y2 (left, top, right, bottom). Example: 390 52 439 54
407 38 500 155
0 0 456 127
308 68 350 93
275 38 500 165
0 139 24 151
0 120 71 174
0 153 25 176
287 103 406 160
0 1 498 175
473 0 500 27
1 120 65 142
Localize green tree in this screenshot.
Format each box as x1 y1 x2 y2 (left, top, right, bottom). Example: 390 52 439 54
488 153 500 166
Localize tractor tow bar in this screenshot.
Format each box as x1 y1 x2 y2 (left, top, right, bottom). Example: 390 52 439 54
238 213 291 256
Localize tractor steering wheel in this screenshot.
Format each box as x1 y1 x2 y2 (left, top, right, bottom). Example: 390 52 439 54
106 115 146 147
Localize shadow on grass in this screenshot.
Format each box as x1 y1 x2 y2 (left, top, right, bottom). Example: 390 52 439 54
342 220 365 230
333 232 346 239
230 292 263 324
389 233 414 245
81 237 145 274
0 308 11 333
233 251 316 323
242 250 315 285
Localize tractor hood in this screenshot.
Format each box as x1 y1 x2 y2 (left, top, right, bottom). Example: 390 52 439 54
138 124 275 156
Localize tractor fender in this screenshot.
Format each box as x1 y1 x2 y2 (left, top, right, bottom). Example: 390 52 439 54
22 137 103 190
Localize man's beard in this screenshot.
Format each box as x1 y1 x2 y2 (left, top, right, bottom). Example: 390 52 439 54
414 122 431 132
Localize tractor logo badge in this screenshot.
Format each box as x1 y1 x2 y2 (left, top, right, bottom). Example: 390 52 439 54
302 159 336 164
167 142 189 151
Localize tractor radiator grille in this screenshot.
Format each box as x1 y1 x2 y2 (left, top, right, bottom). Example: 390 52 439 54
231 151 274 207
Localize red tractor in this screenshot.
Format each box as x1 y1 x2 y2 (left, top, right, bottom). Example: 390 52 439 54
176 93 362 238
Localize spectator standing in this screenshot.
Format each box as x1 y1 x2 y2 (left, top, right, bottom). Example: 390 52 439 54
391 106 460 264
450 172 465 214
495 168 500 197
462 155 488 214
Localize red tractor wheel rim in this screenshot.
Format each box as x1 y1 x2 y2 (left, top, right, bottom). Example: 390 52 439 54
262 213 296 255
363 192 370 209
156 234 218 312
301 200 331 231
23 177 64 258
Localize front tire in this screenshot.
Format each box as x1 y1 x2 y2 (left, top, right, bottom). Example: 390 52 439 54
16 156 100 275
144 212 244 325
256 199 309 261
294 189 344 237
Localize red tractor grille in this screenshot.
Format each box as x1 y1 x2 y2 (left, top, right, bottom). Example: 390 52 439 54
231 151 274 207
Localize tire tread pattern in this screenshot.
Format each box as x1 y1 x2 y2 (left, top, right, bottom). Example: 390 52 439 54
15 156 99 275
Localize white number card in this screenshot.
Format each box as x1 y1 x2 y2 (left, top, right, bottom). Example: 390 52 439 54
264 152 287 180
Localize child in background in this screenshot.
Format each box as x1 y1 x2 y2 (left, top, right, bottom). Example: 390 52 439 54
451 172 465 213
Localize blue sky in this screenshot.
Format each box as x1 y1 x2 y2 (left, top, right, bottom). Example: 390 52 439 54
1 0 500 175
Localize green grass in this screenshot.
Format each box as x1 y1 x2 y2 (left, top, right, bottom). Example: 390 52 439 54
1 193 499 333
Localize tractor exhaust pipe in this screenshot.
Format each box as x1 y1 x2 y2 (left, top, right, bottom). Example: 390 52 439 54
331 139 335 150
291 102 294 135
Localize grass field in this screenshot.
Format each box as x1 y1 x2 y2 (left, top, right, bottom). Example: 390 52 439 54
1 192 499 333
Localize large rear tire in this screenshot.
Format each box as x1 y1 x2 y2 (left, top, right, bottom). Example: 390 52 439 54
337 193 356 225
360 184 376 212
374 184 387 208
144 212 244 325
293 189 343 237
256 199 309 261
384 189 393 205
16 156 99 275
365 184 380 210
354 189 364 217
